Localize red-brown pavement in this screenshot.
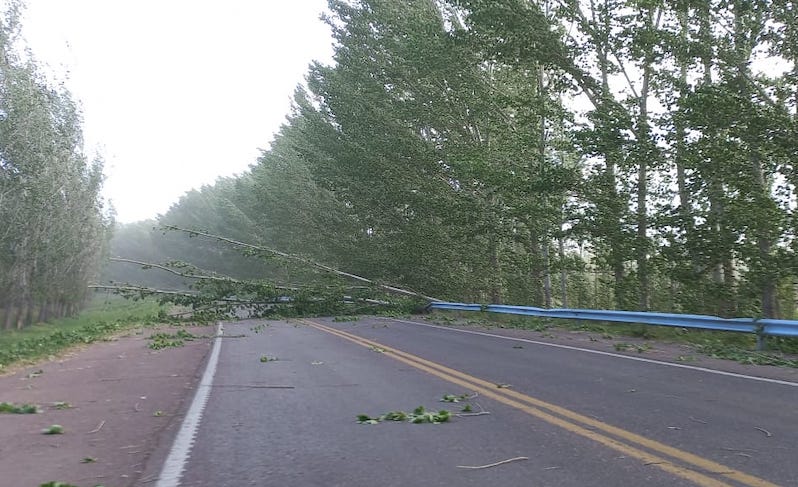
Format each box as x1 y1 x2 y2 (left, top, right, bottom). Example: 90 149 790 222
0 325 214 487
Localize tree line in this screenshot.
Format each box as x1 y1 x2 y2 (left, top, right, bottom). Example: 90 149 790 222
112 0 797 319
1 3 112 329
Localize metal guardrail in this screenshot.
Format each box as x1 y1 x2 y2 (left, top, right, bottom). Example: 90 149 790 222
428 302 798 348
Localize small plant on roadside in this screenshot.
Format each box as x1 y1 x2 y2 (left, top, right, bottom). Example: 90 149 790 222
461 403 473 413
369 345 385 353
250 324 266 333
52 401 73 410
614 342 632 351
153 410 164 417
81 457 97 463
40 482 80 487
42 424 64 435
26 369 44 379
259 355 277 363
333 316 359 322
635 344 652 353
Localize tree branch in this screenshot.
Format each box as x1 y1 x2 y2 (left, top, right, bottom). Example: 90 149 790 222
161 225 442 302
108 257 299 290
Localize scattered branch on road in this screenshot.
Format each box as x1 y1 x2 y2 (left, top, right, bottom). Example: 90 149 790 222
357 406 452 425
440 392 478 403
0 402 39 414
210 384 295 389
88 420 105 434
456 456 529 469
688 416 707 424
754 427 773 437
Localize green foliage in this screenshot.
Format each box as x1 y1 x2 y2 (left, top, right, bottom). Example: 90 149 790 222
42 424 64 435
148 329 197 350
332 316 359 322
357 405 452 425
0 401 39 414
98 0 797 324
259 355 277 363
440 393 473 403
0 298 162 368
0 3 112 330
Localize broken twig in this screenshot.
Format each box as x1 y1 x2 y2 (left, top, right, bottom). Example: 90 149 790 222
457 456 529 470
754 427 772 437
88 420 106 434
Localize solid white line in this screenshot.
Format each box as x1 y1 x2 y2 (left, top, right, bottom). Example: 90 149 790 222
155 323 224 487
380 317 798 388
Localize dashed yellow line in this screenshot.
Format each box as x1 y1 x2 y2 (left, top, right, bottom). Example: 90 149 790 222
300 318 779 487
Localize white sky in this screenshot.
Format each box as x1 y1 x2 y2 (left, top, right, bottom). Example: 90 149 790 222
18 0 334 223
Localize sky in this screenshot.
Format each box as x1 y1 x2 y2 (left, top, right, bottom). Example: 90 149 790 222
18 0 335 223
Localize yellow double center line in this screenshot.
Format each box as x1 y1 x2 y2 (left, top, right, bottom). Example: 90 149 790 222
299 318 778 487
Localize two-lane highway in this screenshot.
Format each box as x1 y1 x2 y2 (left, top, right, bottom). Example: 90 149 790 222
151 317 797 486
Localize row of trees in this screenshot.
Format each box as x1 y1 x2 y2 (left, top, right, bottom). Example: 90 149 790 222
1 3 112 329
113 0 797 319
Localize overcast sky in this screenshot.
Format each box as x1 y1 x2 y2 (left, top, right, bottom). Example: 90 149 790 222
19 0 334 223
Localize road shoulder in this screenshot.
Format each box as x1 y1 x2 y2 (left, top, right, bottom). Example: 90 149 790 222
0 325 214 487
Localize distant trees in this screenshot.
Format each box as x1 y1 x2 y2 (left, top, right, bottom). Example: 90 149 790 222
0 2 112 328
113 0 798 319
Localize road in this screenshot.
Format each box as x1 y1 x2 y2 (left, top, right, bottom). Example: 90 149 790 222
152 316 798 487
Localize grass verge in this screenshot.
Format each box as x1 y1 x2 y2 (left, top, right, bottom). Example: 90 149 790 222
428 311 798 368
0 297 164 370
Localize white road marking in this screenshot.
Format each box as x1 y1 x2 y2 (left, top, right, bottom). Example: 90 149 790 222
155 322 224 487
380 317 798 388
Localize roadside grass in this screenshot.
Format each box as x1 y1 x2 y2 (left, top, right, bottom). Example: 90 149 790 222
427 311 798 368
0 296 164 370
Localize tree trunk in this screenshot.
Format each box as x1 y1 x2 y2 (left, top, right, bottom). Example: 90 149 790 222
675 11 695 272
16 299 30 330
489 234 502 304
542 240 552 307
530 232 544 306
559 236 568 308
2 306 14 331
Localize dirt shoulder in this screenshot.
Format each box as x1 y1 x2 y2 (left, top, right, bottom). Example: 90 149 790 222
0 325 214 487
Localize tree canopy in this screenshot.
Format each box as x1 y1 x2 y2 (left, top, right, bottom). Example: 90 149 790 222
1 1 112 328
103 0 798 319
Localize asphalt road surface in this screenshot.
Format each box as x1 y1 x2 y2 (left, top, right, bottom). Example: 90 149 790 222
155 316 798 487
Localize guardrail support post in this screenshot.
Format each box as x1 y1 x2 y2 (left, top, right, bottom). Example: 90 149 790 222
755 321 766 351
